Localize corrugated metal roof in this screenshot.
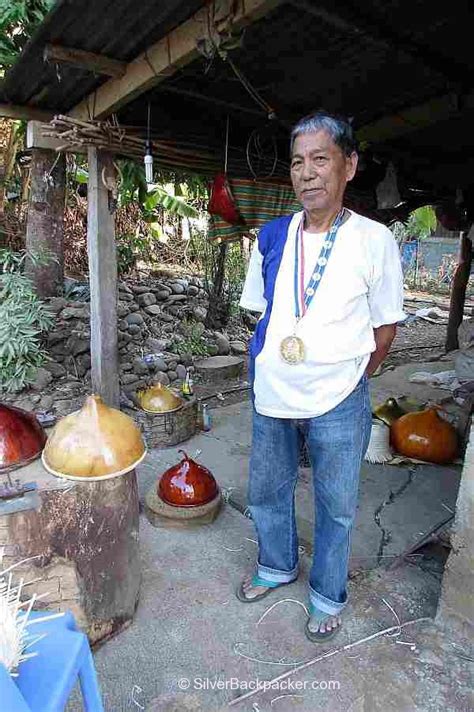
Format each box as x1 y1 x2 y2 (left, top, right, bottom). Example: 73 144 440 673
0 0 204 110
1 0 473 201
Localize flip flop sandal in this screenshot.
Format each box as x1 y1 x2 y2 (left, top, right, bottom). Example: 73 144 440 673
236 574 296 603
305 604 342 643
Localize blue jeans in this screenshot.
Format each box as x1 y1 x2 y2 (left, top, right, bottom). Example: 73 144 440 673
248 375 372 615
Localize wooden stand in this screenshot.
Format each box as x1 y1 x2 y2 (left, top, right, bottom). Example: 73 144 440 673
136 398 198 448
0 459 140 644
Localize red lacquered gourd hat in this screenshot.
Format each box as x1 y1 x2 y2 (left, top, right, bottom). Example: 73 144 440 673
158 450 218 507
0 403 47 472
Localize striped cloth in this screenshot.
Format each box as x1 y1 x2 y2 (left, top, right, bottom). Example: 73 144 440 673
208 177 301 242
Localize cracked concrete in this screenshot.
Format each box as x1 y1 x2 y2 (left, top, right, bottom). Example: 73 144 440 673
373 467 417 563
136 395 462 573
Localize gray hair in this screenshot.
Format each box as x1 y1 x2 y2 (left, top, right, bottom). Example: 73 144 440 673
290 112 358 157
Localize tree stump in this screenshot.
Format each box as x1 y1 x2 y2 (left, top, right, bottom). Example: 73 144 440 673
0 458 140 644
194 355 244 382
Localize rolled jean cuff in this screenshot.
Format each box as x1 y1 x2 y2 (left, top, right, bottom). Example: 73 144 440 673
309 585 347 616
257 563 298 585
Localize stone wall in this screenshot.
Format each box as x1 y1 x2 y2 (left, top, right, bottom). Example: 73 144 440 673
13 275 250 415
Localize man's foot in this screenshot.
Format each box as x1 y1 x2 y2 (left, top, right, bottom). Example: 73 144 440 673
236 575 296 603
305 606 342 642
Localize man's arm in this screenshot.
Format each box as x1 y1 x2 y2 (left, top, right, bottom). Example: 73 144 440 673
366 324 397 376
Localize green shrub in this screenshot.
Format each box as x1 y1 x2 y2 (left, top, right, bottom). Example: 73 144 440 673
0 249 54 393
172 320 210 357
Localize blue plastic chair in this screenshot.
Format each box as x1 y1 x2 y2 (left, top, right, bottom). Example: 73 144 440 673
0 610 104 712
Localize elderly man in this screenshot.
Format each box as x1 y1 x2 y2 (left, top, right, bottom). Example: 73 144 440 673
237 111 405 642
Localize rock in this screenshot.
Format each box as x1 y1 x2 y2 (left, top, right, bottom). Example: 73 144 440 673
47 328 70 345
131 285 151 295
43 360 66 377
128 303 140 313
187 285 199 297
154 371 170 386
193 306 207 322
30 366 53 391
47 297 68 314
77 353 91 370
117 304 129 317
118 319 129 330
133 357 149 375
167 306 182 318
128 324 142 335
230 340 247 355
148 357 168 372
66 335 89 356
137 292 156 307
176 364 187 380
61 306 89 320
155 290 172 301
167 294 187 304
125 313 144 326
118 331 132 344
156 313 174 323
121 373 140 385
121 362 133 371
145 337 169 352
50 344 68 358
214 332 230 355
170 282 185 294
39 394 54 411
167 360 178 370
167 370 178 382
144 305 161 316
118 282 133 294
119 292 134 302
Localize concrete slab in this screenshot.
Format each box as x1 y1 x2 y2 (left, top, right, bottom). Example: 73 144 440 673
369 361 456 407
67 504 472 712
136 393 461 572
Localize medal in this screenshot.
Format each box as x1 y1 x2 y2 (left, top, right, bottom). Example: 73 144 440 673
280 334 306 364
280 209 345 365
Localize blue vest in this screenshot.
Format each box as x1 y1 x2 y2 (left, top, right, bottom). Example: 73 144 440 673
248 214 295 388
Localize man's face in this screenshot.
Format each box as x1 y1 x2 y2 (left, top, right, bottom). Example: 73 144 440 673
290 129 358 212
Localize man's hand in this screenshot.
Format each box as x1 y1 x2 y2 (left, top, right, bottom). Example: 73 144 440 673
366 324 397 376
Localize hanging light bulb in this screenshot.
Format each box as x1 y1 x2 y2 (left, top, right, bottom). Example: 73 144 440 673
144 101 153 184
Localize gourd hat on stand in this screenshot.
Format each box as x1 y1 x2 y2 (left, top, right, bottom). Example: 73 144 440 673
42 395 146 481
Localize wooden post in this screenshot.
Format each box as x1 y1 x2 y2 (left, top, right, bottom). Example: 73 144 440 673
87 147 120 407
25 148 65 296
446 226 473 352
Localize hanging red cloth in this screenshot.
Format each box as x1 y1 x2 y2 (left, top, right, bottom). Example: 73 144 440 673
208 173 245 225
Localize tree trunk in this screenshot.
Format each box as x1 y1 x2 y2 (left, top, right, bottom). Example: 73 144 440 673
205 242 229 330
25 148 65 297
446 228 473 352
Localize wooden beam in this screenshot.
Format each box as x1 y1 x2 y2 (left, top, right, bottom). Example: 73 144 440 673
357 90 474 144
71 0 282 120
44 44 127 78
446 226 473 352
0 103 53 122
87 147 120 407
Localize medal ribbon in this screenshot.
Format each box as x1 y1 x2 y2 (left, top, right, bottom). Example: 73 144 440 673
294 209 345 319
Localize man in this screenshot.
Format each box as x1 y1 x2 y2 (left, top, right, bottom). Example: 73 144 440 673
237 111 405 642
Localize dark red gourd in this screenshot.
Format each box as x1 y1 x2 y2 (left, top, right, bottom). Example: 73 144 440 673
158 450 218 507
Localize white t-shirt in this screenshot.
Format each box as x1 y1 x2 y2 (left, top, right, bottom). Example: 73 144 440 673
240 210 406 418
